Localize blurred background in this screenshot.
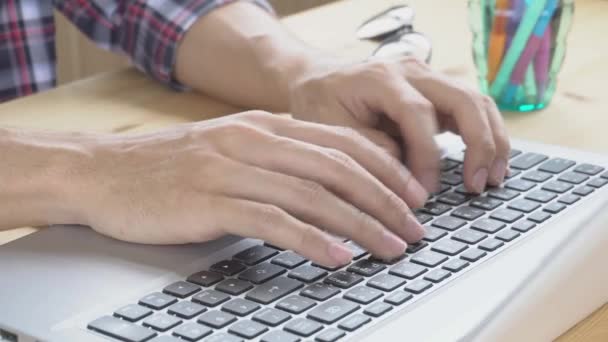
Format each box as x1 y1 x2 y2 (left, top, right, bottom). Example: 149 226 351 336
55 0 336 85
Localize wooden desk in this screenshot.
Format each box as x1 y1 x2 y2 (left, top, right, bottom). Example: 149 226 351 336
0 0 606 340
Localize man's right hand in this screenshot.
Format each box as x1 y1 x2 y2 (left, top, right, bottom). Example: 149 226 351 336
76 111 428 267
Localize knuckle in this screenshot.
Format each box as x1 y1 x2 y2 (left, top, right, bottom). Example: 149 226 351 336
325 148 357 170
379 189 405 213
477 136 497 160
297 179 329 204
294 224 320 252
353 209 381 235
256 204 286 233
407 98 435 115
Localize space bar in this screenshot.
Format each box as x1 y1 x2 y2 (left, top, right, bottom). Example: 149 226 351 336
88 316 157 342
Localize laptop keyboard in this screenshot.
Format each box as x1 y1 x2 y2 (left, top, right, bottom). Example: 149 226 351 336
87 150 608 342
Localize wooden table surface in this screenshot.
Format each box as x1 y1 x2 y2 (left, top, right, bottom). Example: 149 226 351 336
0 0 606 340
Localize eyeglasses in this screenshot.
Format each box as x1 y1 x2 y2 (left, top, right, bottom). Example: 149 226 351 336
356 5 433 63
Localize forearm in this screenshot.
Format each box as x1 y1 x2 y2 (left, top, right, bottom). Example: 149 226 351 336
0 128 93 230
175 2 342 112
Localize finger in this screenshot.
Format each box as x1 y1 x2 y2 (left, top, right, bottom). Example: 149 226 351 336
369 78 441 194
405 70 497 194
217 126 426 243
204 196 352 267
205 160 411 259
484 97 511 186
353 127 402 159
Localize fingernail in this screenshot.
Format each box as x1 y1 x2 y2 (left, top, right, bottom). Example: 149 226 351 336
405 180 429 208
473 168 488 194
383 230 407 255
490 159 507 185
406 214 427 241
327 242 352 265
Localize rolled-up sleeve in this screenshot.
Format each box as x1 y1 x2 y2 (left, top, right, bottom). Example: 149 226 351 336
55 0 274 88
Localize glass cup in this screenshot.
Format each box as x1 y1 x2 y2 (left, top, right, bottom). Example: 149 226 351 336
468 0 574 112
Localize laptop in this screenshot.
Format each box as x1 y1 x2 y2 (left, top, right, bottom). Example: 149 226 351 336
1 133 607 342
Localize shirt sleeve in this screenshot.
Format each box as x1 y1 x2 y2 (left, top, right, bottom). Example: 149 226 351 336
55 0 274 89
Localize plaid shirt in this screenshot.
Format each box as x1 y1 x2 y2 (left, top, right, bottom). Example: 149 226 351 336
0 0 272 102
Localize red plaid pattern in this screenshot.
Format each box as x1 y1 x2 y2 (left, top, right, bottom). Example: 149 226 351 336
0 0 272 102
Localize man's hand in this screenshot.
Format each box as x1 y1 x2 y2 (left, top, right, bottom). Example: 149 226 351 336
76 112 427 267
287 57 511 194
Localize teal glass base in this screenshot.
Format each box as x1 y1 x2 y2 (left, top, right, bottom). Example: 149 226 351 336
497 102 547 112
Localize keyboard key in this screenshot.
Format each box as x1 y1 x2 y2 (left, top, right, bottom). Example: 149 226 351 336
276 295 316 314
234 245 279 266
229 320 269 339
345 241 368 260
343 286 382 304
442 259 469 272
588 178 608 188
423 227 448 242
470 197 503 211
404 279 433 294
447 151 465 163
172 322 212 341
558 172 589 185
272 252 307 269
406 241 428 254
192 289 230 307
505 168 522 179
347 259 386 277
261 330 301 342
496 229 521 242
508 199 541 213
487 188 520 201
471 218 506 234
432 216 466 231
525 190 557 203
142 313 182 332
544 202 567 214
198 310 236 329
411 251 448 267
88 316 157 342
216 278 253 295
364 302 393 317
253 308 292 327
432 183 452 196
315 328 346 342
512 221 536 232
423 269 451 283
368 253 407 265
490 209 523 223
206 333 243 342
289 265 328 283
222 298 260 316
284 318 323 337
114 304 152 322
527 212 551 223
187 271 224 287
510 152 548 170
542 181 574 194
338 314 371 332
312 262 344 272
522 170 553 183
139 292 177 310
414 211 433 224
440 173 463 185
246 276 303 304
167 301 206 319
538 158 575 174
559 194 581 205
264 242 284 251
300 283 340 301
324 271 363 289
384 291 413 305
478 239 504 252
505 179 536 192
573 186 594 196
451 228 487 244
431 239 468 256
307 298 359 324
509 149 522 159
421 202 452 215
574 164 605 176
367 274 406 292
211 260 246 276
437 192 469 206
163 281 200 299
460 249 487 262
239 263 286 284
451 206 485 220
602 171 608 179
389 262 427 279
453 184 476 195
